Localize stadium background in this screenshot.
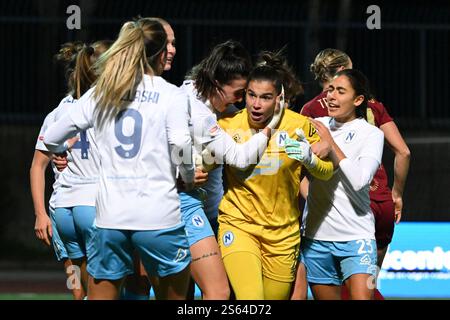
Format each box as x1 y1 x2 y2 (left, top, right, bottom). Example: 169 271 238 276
0 0 449 299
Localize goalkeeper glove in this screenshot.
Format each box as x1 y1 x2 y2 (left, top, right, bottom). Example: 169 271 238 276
284 128 318 168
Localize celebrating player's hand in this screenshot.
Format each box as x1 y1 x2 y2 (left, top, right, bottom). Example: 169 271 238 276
284 129 316 167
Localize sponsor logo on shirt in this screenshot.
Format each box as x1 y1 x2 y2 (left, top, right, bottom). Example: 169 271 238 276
38 135 44 141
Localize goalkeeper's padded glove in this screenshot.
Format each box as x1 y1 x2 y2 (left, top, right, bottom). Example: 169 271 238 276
284 128 318 168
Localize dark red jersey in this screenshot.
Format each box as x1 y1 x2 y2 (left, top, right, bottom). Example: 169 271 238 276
301 91 393 202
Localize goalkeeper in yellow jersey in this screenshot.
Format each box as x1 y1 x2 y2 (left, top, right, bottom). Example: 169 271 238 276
217 50 333 300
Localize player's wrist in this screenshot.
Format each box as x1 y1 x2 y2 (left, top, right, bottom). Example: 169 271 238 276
35 210 48 218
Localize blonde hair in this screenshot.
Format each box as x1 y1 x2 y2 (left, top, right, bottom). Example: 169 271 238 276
310 48 351 85
93 17 167 123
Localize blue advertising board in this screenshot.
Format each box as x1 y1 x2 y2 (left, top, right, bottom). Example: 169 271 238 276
148 222 449 299
378 222 450 298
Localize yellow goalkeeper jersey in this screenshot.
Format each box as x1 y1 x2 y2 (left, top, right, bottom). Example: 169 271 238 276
218 109 333 227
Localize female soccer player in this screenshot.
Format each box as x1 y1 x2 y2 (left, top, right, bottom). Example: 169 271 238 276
157 18 176 71
286 69 385 300
291 48 410 300
44 18 194 300
177 40 284 300
217 50 334 300
120 17 179 301
30 40 111 299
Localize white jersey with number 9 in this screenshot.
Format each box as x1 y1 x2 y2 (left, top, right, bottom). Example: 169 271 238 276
44 75 194 230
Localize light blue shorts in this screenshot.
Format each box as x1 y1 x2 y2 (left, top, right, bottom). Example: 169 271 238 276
180 190 215 246
301 238 378 285
87 223 191 281
49 207 68 261
53 206 96 260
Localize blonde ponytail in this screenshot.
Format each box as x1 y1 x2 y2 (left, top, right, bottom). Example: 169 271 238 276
93 18 167 124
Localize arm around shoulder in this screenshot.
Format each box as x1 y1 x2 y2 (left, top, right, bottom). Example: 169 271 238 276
166 89 195 184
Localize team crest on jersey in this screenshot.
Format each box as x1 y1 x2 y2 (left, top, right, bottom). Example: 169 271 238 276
38 135 44 141
276 131 288 147
360 254 372 265
173 248 188 262
222 231 234 247
191 214 205 228
345 130 356 143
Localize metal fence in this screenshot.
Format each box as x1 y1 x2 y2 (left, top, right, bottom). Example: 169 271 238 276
1 0 449 130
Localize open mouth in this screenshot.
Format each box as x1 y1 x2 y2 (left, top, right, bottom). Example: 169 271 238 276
327 103 340 112
251 111 264 121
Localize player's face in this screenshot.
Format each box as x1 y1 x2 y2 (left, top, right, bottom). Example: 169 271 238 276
212 78 247 113
326 75 363 123
245 80 278 129
163 24 176 71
